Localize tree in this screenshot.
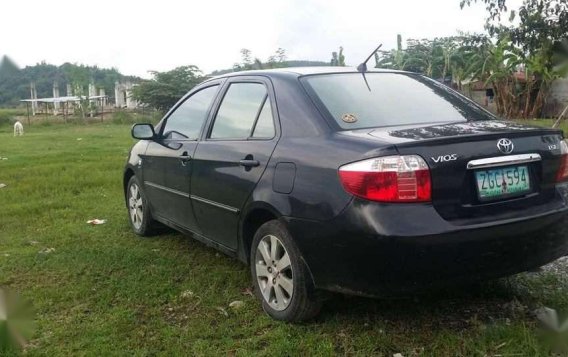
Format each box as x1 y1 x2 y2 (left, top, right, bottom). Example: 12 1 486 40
240 49 252 68
0 59 133 107
266 48 288 69
275 48 287 63
330 47 346 66
233 48 289 71
0 56 21 106
461 0 568 117
338 47 345 66
130 66 205 112
460 0 508 23
376 37 447 78
403 39 443 77
330 52 339 66
0 55 20 79
375 35 406 70
467 35 523 117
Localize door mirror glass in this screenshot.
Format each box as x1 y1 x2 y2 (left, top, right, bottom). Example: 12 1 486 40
131 123 155 140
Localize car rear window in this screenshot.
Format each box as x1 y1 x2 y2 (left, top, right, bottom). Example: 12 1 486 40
301 73 494 129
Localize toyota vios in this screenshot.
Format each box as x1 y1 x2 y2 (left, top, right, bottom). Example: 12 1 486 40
124 67 568 321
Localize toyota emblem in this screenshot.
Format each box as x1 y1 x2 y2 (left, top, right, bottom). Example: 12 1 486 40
497 138 514 154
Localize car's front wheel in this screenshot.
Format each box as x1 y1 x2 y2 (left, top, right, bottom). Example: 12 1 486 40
250 220 322 322
126 176 157 236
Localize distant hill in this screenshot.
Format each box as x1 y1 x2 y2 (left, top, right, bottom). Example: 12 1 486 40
209 60 330 76
0 56 332 107
0 56 138 107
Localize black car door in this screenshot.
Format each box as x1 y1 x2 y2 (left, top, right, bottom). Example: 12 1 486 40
141 83 221 233
191 77 279 250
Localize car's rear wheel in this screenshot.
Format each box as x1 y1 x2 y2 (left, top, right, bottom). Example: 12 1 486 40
126 176 157 236
251 220 321 322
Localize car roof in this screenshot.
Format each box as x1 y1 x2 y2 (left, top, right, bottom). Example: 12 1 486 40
207 66 409 81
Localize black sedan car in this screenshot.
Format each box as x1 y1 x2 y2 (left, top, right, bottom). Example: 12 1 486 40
124 67 568 321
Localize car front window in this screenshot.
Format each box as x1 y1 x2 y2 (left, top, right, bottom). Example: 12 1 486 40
162 85 219 140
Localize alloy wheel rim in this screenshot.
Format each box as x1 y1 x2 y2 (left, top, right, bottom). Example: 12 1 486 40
255 235 294 311
128 183 143 229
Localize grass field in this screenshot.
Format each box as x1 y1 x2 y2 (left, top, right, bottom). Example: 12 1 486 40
1 122 568 356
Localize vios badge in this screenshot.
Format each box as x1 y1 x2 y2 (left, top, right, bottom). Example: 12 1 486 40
431 154 457 163
497 138 514 154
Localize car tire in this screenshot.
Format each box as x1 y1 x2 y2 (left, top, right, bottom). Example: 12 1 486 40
126 176 157 236
250 220 322 322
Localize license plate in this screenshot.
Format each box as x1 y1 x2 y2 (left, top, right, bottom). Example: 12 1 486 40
474 165 531 200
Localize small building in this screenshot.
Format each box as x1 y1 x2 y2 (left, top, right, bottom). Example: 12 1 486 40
114 81 139 109
460 78 497 113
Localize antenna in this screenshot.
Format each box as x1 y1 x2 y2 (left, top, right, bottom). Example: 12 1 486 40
356 44 383 73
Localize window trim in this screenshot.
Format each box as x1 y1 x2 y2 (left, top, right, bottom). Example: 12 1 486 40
206 79 277 142
157 83 221 142
249 94 268 138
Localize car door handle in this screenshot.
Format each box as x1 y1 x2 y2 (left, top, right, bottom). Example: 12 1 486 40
179 152 191 165
239 159 260 167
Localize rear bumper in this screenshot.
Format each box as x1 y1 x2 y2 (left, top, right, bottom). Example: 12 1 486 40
285 197 568 297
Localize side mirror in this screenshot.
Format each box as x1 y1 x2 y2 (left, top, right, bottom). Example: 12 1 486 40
131 123 155 140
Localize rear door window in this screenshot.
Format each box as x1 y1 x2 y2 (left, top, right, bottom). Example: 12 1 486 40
210 82 270 140
252 98 275 138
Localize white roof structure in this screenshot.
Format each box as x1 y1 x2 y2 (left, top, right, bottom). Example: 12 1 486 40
21 95 107 103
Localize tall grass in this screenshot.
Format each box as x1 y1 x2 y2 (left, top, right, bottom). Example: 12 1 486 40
0 108 26 126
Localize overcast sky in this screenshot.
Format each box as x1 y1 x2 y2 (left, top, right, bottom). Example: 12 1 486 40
0 0 522 78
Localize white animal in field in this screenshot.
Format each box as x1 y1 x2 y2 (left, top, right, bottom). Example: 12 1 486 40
13 121 24 136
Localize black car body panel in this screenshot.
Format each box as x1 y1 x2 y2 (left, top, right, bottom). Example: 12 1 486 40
285 200 568 296
125 67 568 296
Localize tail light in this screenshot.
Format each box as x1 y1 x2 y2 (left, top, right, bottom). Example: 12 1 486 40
338 155 431 202
556 140 568 182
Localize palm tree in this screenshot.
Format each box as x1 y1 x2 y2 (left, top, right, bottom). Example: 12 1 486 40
465 36 521 117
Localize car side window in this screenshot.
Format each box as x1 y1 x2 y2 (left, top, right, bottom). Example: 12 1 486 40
210 82 269 140
162 85 219 140
252 98 275 138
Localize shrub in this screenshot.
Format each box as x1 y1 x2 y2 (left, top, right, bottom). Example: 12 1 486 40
0 109 25 127
111 110 135 124
111 110 161 125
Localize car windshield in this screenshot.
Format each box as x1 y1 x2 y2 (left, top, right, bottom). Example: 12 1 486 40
301 72 495 129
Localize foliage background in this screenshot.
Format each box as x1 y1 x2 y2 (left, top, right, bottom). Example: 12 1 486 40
0 56 138 107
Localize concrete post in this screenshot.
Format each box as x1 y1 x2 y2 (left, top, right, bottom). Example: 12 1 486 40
53 82 60 115
30 82 37 116
114 81 122 108
125 83 132 109
88 82 96 98
99 88 106 107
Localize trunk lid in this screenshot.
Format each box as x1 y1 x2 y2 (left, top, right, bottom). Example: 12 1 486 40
355 120 564 223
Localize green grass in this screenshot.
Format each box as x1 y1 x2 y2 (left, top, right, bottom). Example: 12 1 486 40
1 121 567 356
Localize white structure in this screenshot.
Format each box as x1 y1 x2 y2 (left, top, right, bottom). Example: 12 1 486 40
22 81 108 119
114 81 139 109
88 82 97 98
99 88 106 107
52 82 60 115
29 82 38 115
